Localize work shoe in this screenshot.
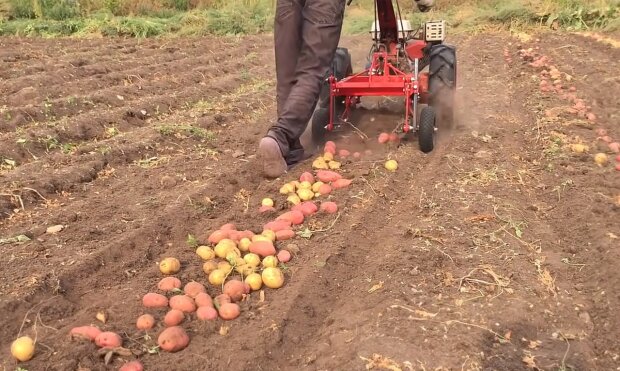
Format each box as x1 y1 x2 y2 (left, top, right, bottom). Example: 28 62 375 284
258 136 287 178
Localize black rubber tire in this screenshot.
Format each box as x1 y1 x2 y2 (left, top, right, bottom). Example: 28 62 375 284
318 47 352 108
418 106 436 153
311 107 330 145
428 44 457 129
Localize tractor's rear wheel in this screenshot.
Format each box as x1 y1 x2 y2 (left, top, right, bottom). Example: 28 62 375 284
418 106 436 153
319 47 352 108
429 44 457 130
311 107 330 146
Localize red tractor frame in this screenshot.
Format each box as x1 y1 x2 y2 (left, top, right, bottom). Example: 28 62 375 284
311 0 457 153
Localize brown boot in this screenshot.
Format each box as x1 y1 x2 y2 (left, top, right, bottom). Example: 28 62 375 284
258 137 288 178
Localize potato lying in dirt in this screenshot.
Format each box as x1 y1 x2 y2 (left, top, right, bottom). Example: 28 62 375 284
276 229 296 241
183 281 206 298
169 295 196 313
264 220 292 232
143 293 169 308
158 326 190 353
194 292 213 308
320 202 338 214
223 280 250 302
157 277 182 292
249 240 277 257
218 303 241 320
164 309 185 327
316 170 342 183
136 314 155 330
95 331 122 348
69 326 102 341
277 210 304 225
119 361 144 371
277 250 292 263
196 306 218 321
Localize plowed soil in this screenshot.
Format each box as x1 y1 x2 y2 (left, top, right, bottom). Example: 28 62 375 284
1 30 619 371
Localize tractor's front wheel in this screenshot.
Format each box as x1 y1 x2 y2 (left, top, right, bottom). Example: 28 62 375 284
418 106 436 153
319 47 352 108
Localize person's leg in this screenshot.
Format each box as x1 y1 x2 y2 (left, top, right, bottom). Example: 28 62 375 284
259 0 304 178
261 0 345 177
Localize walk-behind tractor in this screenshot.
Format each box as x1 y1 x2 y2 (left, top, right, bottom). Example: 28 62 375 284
311 0 457 153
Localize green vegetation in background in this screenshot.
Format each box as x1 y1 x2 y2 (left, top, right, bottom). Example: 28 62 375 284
0 0 618 37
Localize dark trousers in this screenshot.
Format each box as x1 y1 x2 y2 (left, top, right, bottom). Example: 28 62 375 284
267 0 346 164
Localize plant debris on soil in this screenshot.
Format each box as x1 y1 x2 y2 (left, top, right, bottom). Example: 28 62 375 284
1 30 619 371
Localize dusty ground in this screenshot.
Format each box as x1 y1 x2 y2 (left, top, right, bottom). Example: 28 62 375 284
0 29 619 371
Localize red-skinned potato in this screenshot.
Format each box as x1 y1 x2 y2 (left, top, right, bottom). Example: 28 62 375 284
277 210 304 225
332 178 352 189
378 132 389 143
353 152 361 159
316 170 342 183
119 361 144 371
208 230 229 244
259 205 276 214
183 281 206 298
158 277 181 292
70 326 102 341
264 220 292 232
277 250 292 263
276 229 296 241
320 202 338 214
164 309 185 327
158 326 190 353
609 142 620 153
169 295 196 313
318 183 332 195
227 230 243 243
194 292 213 308
388 132 399 142
218 303 241 320
220 223 236 231
325 141 336 149
300 172 315 183
143 293 169 308
249 240 277 257
136 314 155 330
223 280 249 302
215 294 232 307
196 306 218 321
295 201 318 216
95 332 122 348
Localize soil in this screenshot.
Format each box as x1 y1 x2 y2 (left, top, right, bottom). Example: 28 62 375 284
0 29 619 371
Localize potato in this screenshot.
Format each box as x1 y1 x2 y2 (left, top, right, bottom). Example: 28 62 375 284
245 273 263 291
136 314 155 330
69 325 102 341
262 267 285 289
202 261 218 275
239 237 252 252
218 261 233 273
220 223 236 231
243 253 261 267
276 229 296 241
353 152 361 159
158 326 190 353
324 146 336 156
295 201 318 216
325 141 336 150
10 336 34 362
223 279 250 302
328 161 341 170
119 361 144 371
279 182 296 194
261 229 277 242
264 220 292 232
338 149 350 158
159 257 180 275
208 230 229 244
95 331 122 348
215 239 236 258
196 306 218 321
317 183 332 195
277 250 292 263
194 292 213 308
249 240 277 257
218 303 241 320
378 132 389 143
316 170 342 183
227 230 243 243
277 210 304 225
311 181 324 193
164 309 185 327
208 269 227 286
252 234 271 243
215 293 232 307
259 205 276 214
300 172 315 183
388 132 399 142
158 277 182 292
143 293 169 308
169 295 197 313
297 188 314 201
183 281 206 298
332 178 352 189
262 256 279 268
287 194 302 205
320 202 338 214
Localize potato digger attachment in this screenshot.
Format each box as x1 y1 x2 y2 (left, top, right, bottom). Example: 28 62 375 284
311 0 457 153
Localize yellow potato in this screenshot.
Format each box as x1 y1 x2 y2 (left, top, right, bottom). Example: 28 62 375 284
261 229 277 242
384 160 398 171
215 239 236 258
159 257 181 275
196 246 215 261
287 194 301 205
323 152 334 161
312 157 328 169
262 256 279 268
279 183 295 194
252 235 271 243
11 336 34 362
328 161 341 169
262 267 285 289
208 269 227 286
243 253 261 267
239 237 252 252
297 188 314 201
312 181 324 193
298 181 312 190
261 198 274 207
245 273 263 291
